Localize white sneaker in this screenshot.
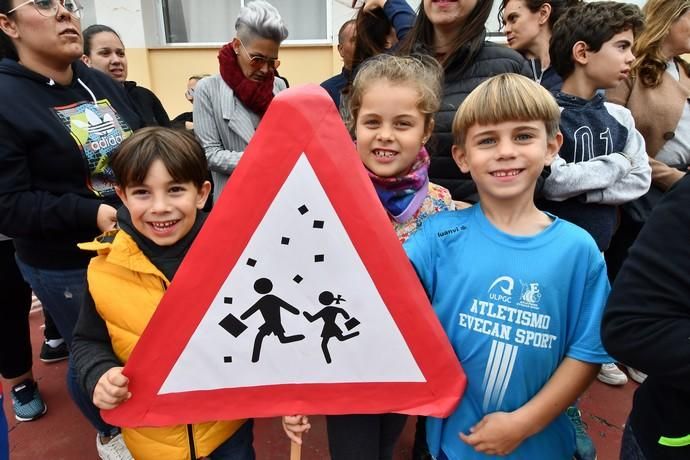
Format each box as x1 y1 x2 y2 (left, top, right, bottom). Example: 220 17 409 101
96 433 134 460
626 366 648 384
597 363 628 386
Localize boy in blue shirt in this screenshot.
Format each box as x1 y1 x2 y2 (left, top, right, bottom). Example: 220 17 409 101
404 74 611 459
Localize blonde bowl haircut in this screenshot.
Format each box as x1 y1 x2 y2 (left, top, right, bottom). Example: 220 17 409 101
347 53 443 133
452 73 561 148
632 0 690 88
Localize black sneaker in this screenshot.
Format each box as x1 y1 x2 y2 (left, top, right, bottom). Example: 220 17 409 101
39 341 69 363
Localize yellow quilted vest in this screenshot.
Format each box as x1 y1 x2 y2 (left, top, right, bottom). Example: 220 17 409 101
81 231 246 460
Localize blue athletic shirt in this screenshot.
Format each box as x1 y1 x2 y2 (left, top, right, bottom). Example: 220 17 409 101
404 205 611 460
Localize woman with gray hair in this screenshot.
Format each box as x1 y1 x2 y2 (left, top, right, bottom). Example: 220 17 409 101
194 0 288 202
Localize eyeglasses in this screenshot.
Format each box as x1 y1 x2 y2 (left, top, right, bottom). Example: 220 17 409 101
237 39 280 70
185 87 195 99
7 0 83 19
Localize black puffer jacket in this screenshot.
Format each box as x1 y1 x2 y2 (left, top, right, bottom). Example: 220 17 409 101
426 37 531 201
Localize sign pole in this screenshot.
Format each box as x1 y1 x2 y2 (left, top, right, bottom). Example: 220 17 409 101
290 440 301 460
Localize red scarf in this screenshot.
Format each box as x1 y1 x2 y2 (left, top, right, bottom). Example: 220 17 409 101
218 42 275 115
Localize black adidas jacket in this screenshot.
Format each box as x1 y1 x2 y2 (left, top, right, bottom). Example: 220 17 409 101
0 59 141 268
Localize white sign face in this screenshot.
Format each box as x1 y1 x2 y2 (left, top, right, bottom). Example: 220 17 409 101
159 154 425 394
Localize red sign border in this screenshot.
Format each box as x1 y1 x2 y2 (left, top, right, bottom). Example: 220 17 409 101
104 85 465 427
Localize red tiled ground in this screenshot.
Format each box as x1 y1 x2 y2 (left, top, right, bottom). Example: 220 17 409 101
4 310 636 459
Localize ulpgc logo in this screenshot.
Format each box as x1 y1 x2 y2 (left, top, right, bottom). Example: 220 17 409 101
488 276 514 304
518 281 542 309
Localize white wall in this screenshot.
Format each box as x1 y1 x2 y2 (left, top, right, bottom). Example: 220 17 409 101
83 0 147 47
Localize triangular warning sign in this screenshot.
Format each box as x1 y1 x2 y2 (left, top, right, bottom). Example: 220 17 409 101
103 85 466 427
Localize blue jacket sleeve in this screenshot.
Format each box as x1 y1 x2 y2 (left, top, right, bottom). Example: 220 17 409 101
384 0 416 43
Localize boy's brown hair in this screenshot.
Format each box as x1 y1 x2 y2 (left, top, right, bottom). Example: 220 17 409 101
549 1 644 80
110 127 209 189
452 74 561 148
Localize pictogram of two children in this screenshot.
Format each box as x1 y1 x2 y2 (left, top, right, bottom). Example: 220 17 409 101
239 278 360 364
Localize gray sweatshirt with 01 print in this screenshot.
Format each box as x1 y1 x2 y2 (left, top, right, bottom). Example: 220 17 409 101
538 91 651 250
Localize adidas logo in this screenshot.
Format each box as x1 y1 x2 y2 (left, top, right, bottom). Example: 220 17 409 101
71 107 115 138
84 108 115 136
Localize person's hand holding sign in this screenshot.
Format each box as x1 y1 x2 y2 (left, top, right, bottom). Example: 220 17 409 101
282 415 311 444
93 367 131 410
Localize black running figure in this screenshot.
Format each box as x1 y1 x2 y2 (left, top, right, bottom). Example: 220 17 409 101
241 278 305 362
303 291 360 364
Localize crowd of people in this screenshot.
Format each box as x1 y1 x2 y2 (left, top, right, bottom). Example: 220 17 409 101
0 0 688 459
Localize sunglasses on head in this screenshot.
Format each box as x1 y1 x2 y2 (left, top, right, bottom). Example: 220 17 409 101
237 39 280 70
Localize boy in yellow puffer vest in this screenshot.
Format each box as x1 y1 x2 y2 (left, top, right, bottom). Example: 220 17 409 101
71 127 254 460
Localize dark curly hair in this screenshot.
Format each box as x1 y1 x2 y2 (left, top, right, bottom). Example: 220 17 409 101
550 1 644 80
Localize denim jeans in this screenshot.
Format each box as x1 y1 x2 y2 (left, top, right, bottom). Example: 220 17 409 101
15 257 117 436
209 419 255 460
620 421 647 460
